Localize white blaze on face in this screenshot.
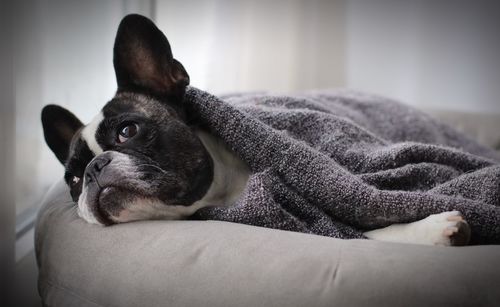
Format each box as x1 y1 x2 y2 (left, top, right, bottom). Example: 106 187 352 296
81 112 104 155
76 111 104 224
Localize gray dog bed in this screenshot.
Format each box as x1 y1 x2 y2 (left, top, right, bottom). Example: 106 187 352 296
36 180 500 307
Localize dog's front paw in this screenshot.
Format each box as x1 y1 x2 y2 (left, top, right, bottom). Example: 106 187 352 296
419 211 471 246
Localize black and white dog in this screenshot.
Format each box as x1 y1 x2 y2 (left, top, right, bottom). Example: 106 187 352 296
42 14 469 246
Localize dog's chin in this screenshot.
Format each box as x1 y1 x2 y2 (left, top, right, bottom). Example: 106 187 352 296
97 186 128 225
80 184 198 226
97 185 166 225
78 185 136 226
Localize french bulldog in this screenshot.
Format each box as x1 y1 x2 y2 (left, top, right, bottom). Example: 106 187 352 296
41 14 470 246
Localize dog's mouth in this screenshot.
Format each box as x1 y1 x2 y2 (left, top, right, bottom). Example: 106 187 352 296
79 179 201 226
80 182 136 226
82 182 170 226
95 186 121 225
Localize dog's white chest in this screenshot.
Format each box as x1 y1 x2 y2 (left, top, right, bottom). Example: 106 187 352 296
194 131 250 208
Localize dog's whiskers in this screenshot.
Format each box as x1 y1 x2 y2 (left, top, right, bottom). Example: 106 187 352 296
135 163 168 174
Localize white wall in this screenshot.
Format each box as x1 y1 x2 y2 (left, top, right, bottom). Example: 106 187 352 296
156 0 347 94
156 0 500 113
346 0 500 113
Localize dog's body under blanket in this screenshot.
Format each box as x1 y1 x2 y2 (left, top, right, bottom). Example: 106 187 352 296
184 87 500 244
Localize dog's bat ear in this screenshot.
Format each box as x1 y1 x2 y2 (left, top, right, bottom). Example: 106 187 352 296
41 105 83 164
113 14 189 98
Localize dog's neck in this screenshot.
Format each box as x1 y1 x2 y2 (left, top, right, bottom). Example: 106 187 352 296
193 130 250 208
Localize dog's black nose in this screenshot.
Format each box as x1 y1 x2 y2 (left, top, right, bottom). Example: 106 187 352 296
85 155 112 183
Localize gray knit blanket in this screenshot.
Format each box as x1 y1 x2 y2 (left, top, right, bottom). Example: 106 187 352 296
183 87 500 244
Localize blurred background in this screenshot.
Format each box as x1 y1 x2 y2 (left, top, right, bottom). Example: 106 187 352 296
2 0 500 305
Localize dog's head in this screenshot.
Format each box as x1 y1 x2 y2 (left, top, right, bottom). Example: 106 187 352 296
41 14 213 225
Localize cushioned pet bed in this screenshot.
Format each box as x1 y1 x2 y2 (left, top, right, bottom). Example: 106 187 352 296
36 180 500 307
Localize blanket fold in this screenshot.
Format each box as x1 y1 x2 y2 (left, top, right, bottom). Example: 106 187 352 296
184 87 500 244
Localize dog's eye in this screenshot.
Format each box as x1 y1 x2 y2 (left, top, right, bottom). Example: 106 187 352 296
117 123 139 143
72 176 80 185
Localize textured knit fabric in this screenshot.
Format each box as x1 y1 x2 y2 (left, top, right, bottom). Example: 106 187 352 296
183 87 500 244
